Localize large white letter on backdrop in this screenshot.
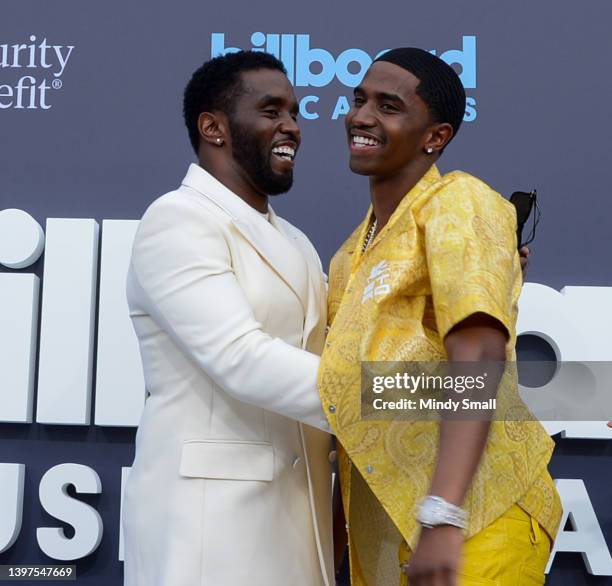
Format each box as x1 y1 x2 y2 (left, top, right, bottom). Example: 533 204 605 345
0 209 44 424
518 283 612 439
0 464 25 553
548 480 612 574
37 464 103 560
36 220 99 425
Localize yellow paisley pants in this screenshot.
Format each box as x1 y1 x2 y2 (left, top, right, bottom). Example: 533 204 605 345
399 505 551 585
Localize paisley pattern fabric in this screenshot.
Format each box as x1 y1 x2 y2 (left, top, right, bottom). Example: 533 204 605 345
318 165 562 585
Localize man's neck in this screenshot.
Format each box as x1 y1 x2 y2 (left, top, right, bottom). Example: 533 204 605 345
198 157 268 213
369 159 434 230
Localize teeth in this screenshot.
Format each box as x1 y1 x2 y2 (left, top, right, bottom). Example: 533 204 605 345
272 145 295 159
352 135 380 147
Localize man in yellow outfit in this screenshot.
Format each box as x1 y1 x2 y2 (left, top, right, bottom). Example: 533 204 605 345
318 48 562 585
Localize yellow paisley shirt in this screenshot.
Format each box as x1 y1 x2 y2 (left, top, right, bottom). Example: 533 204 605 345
318 165 562 584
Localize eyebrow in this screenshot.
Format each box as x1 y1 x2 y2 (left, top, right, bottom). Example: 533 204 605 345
353 87 405 105
258 94 284 106
377 91 404 104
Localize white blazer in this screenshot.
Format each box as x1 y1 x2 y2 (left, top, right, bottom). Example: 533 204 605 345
122 164 334 586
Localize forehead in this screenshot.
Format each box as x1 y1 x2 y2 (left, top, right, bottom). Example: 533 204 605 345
360 61 421 98
238 68 296 103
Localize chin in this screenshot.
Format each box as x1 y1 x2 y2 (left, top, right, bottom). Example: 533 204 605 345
267 186 292 196
265 172 293 195
349 159 373 176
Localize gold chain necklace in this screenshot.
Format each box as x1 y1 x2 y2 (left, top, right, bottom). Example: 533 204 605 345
362 218 378 253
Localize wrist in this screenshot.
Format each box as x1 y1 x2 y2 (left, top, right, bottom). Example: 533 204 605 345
427 485 464 507
416 495 468 530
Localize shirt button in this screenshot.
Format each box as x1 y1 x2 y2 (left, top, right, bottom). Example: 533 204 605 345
328 405 336 413
366 465 374 473
328 450 337 463
325 341 332 348
292 457 302 468
325 326 330 335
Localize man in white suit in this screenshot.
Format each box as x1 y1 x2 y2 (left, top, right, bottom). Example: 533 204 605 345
123 51 334 586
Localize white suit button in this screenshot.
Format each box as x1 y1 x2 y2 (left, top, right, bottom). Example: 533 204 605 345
292 457 302 468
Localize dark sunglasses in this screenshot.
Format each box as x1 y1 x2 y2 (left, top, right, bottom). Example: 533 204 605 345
510 189 541 248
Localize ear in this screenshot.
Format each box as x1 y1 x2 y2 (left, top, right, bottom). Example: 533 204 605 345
424 122 454 155
197 111 229 147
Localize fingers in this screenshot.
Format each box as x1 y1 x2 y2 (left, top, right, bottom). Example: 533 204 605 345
519 245 530 278
403 564 457 586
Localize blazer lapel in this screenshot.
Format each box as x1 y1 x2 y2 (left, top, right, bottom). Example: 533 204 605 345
280 221 327 352
181 164 309 314
231 216 309 314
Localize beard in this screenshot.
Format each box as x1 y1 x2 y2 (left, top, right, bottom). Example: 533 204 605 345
228 119 293 195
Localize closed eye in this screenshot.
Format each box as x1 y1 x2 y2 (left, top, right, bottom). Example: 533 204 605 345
380 103 399 112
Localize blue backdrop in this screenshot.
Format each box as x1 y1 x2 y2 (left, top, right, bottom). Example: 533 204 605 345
2 1 611 584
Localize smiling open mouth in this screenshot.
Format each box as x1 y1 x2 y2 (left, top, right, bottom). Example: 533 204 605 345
271 145 296 161
351 135 382 148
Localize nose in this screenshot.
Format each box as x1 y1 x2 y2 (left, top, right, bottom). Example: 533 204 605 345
279 113 301 144
349 101 376 128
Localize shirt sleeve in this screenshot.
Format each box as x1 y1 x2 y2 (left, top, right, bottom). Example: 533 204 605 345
129 193 330 432
420 175 520 341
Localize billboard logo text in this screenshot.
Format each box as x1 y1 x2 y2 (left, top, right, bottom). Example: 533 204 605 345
211 32 476 90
